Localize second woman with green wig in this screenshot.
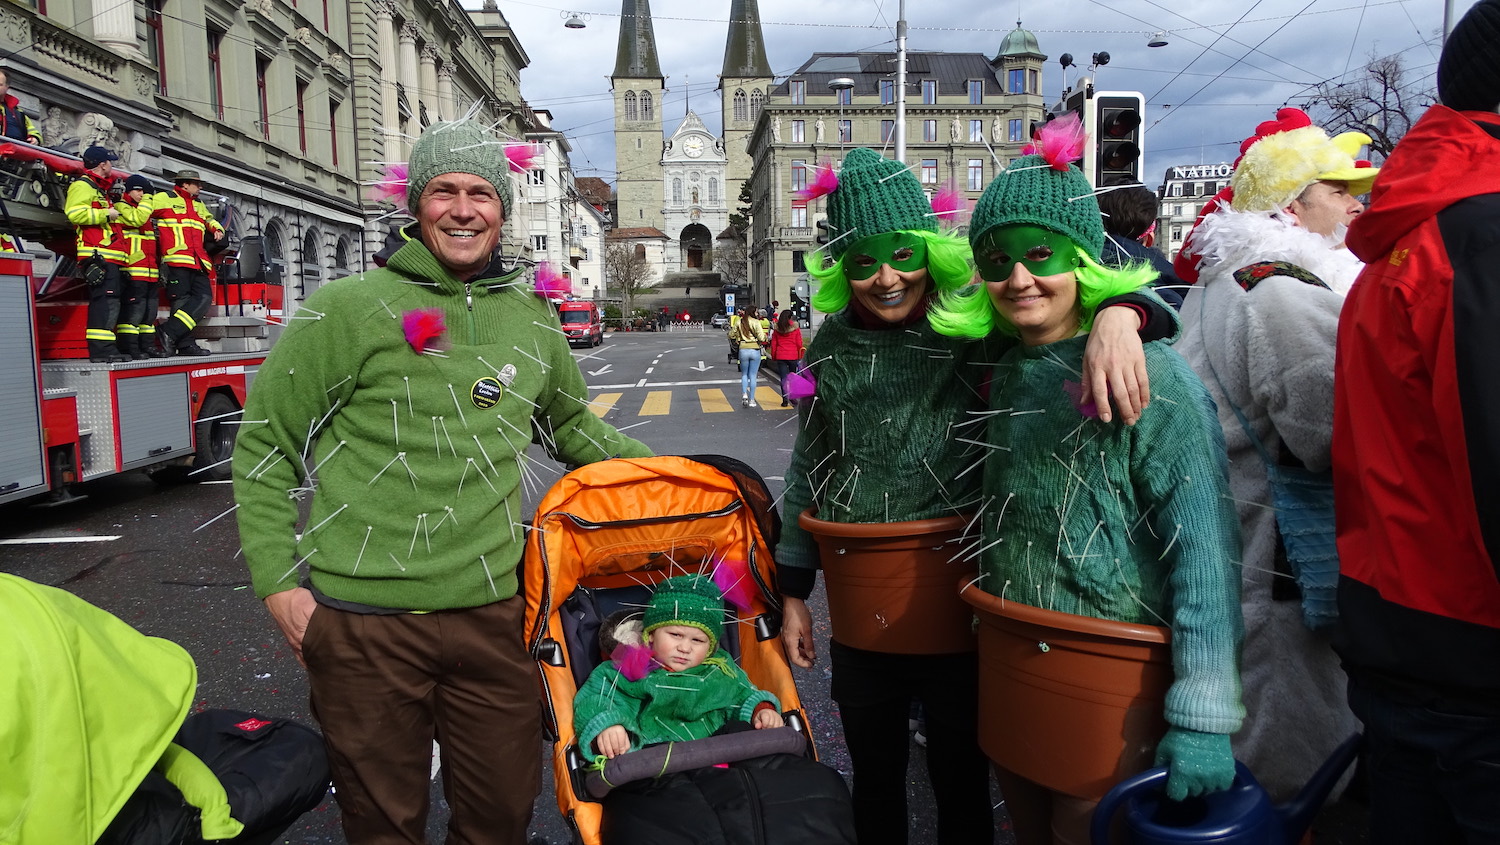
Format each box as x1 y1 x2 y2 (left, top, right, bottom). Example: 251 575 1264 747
774 146 1178 845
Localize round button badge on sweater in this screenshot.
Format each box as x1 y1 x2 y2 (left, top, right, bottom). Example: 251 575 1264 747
472 377 503 409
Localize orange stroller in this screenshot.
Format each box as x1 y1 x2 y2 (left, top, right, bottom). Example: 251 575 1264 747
523 455 852 845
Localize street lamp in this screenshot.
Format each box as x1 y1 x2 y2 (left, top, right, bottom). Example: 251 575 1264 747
828 77 854 156
561 10 589 29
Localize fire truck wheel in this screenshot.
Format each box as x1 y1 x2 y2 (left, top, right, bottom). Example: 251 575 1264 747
193 392 240 483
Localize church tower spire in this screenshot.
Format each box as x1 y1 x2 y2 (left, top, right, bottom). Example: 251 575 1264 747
719 0 773 199
612 0 665 230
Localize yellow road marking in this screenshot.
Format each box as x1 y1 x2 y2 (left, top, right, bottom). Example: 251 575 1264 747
640 390 672 416
755 386 785 409
699 388 734 413
589 392 622 418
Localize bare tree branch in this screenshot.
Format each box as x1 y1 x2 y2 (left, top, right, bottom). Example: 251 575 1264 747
604 244 658 315
1302 51 1436 163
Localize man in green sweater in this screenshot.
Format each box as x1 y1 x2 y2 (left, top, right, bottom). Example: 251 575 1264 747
233 117 652 844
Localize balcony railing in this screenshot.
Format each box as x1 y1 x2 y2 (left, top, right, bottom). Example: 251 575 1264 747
777 227 813 240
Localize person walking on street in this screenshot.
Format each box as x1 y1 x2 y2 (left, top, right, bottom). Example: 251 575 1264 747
115 174 164 359
1334 4 1500 840
65 145 128 363
735 307 768 406
767 309 803 407
153 169 224 356
232 116 653 845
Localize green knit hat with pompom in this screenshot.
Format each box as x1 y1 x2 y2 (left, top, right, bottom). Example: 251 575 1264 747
825 148 937 258
969 154 1105 261
643 575 727 651
405 119 515 220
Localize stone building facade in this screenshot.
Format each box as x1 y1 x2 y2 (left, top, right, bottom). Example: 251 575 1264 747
1155 162 1234 262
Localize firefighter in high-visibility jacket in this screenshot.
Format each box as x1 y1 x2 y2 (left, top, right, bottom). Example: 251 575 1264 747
152 169 223 356
114 174 165 358
64 145 128 363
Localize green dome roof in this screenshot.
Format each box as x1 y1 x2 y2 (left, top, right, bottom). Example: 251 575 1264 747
998 23 1045 60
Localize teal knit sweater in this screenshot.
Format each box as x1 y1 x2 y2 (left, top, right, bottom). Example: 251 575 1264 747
233 235 651 608
980 336 1245 735
573 651 778 754
776 313 1007 570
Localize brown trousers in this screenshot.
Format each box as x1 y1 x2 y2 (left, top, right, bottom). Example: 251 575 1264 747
304 596 541 844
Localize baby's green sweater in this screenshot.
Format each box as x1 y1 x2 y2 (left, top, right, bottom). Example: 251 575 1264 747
234 236 651 609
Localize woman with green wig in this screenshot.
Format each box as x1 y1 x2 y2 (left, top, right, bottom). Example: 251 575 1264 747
774 146 1178 845
928 124 1245 844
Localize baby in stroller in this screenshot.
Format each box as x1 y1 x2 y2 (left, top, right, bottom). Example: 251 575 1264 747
575 574 785 759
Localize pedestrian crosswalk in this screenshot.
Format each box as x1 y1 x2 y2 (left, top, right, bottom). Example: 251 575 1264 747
588 386 791 417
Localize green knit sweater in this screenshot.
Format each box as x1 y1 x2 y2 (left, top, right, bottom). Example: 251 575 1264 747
573 651 778 754
776 313 1007 570
234 235 651 608
979 335 1244 735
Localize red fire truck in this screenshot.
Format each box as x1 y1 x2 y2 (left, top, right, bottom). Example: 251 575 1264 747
0 141 281 506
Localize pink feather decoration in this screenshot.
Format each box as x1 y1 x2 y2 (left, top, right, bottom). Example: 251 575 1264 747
794 159 839 201
505 142 540 174
402 308 447 354
709 558 757 613
611 642 658 681
534 262 571 300
368 162 409 206
930 182 967 227
784 368 816 402
1033 112 1087 171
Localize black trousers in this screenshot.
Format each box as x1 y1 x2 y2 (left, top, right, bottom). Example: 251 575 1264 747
162 265 213 344
830 641 993 845
86 260 122 339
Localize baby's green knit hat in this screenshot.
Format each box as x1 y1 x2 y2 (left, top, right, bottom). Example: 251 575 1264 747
405 120 515 220
970 154 1105 261
825 148 937 259
643 575 727 651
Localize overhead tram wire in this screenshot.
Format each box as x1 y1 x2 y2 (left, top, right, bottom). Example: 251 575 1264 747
1079 0 1307 88
1341 0 1373 78
1132 0 1326 86
1147 0 1270 103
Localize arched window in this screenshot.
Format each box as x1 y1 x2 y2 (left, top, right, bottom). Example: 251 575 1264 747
624 90 638 121
672 178 682 204
301 227 323 294
334 237 352 274
733 89 747 123
750 88 764 120
640 91 653 120
708 177 718 204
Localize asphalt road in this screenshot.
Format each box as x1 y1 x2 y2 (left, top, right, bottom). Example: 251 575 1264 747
1 327 1367 844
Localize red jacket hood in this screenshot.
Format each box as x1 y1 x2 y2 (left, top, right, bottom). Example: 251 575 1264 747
3 93 18 111
1347 106 1500 263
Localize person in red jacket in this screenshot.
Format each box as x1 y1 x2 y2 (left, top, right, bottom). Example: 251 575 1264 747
153 169 224 356
115 174 165 358
766 309 803 407
1333 2 1500 841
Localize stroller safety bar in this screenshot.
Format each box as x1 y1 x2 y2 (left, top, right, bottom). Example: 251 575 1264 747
580 726 810 799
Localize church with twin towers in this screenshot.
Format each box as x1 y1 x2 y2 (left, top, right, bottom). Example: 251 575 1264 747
608 0 772 290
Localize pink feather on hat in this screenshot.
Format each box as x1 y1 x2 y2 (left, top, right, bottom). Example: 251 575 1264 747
611 642 658 681
709 557 757 613
368 162 409 206
794 159 839 201
505 142 540 174
930 181 968 227
784 368 816 402
402 307 447 354
1029 112 1087 171
534 262 571 300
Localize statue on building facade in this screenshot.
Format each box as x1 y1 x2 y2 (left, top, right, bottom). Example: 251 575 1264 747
950 117 961 142
771 115 781 142
815 117 824 143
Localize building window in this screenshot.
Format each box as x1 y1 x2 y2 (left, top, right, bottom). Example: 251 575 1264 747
672 178 682 204
968 159 983 191
1170 183 1183 197
790 160 807 192
969 119 983 142
790 80 805 104
881 120 894 142
295 80 309 153
791 202 807 228
1008 118 1023 142
968 80 983 104
640 91 653 120
206 28 224 119
750 88 764 118
709 177 718 204
1008 69 1025 93
920 159 938 184
1173 204 1183 216
1029 69 1040 94
145 0 167 94
838 120 851 143
256 55 271 140
791 119 804 143
733 89 747 123
532 235 547 251
921 79 936 104
835 86 851 106
922 120 937 142
791 250 806 272
322 0 329 31
880 79 894 104
1172 225 1182 241
624 90 638 121
329 98 340 165
527 168 545 186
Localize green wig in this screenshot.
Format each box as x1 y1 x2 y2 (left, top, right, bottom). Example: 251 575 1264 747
807 228 974 315
929 248 1158 340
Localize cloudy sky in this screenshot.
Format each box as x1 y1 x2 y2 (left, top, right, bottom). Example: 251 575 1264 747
486 0 1475 188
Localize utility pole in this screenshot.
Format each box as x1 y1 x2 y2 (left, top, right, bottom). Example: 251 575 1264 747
894 0 907 162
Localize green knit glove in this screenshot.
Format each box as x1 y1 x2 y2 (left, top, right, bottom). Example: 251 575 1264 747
1154 727 1235 801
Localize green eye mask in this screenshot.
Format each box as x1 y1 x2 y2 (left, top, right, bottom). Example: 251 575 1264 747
973 225 1082 282
841 232 929 280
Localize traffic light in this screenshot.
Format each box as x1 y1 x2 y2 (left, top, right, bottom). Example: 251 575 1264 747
815 218 830 245
1094 92 1145 185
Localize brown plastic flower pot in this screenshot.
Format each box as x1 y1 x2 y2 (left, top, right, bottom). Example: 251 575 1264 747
960 580 1173 800
801 509 977 654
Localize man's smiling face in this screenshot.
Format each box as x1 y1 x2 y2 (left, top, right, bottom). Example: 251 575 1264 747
417 172 504 280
